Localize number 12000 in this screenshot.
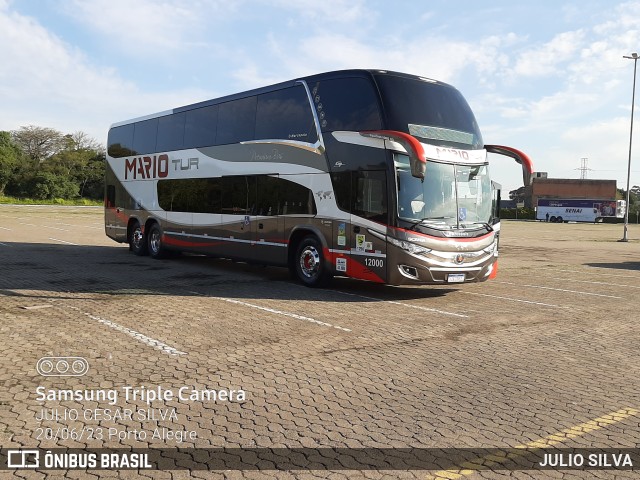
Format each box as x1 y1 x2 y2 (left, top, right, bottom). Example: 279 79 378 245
364 258 384 268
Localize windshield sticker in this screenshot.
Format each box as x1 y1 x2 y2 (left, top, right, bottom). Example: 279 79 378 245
364 241 373 251
458 208 467 221
355 234 366 251
338 223 346 236
336 258 347 272
337 236 346 246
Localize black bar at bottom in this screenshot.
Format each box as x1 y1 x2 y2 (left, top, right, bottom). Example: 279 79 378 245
1 448 638 470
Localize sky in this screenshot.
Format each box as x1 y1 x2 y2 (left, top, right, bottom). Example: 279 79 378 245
2 0 640 194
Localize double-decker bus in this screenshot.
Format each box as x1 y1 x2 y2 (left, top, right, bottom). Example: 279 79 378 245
105 69 533 287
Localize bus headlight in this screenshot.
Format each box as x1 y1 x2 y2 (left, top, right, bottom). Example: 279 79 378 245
483 240 498 257
388 237 432 255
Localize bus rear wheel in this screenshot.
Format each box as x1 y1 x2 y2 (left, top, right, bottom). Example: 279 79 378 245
294 236 332 287
147 223 167 259
129 221 148 256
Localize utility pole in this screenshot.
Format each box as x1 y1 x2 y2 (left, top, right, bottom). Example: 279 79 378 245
621 53 638 242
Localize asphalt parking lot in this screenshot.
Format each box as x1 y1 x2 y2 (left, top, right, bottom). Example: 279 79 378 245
1 205 639 479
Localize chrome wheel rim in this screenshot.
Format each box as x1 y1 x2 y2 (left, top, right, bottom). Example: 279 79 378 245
132 228 144 249
299 246 320 279
150 230 161 254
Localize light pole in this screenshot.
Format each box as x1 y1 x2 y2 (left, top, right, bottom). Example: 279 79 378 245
621 52 638 242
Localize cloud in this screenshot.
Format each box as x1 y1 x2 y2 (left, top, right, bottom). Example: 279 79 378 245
0 3 211 141
512 30 585 78
246 29 521 90
63 0 229 55
267 0 376 25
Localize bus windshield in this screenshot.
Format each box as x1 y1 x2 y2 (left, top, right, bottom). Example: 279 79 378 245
395 155 493 229
375 73 483 150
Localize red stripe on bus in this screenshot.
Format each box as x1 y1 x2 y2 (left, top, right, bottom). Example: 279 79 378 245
390 226 494 243
163 236 225 248
489 260 498 279
323 248 384 284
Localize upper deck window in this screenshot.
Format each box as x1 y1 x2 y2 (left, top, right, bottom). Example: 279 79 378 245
184 105 218 149
217 96 257 145
255 86 318 143
132 118 158 155
107 124 134 158
311 77 382 132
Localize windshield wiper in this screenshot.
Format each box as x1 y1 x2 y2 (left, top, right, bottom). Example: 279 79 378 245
402 218 426 231
401 217 453 231
464 222 494 231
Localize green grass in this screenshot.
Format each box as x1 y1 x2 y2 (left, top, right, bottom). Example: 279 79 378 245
0 195 102 206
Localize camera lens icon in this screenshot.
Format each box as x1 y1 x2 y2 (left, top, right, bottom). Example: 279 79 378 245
37 357 89 376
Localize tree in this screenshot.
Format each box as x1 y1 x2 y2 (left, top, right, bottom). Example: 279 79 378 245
46 148 105 199
11 125 64 164
64 131 103 152
0 131 23 195
4 126 104 200
26 171 79 200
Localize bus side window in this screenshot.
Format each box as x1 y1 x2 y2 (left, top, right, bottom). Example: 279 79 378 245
331 170 387 222
256 86 318 143
353 170 387 222
107 124 135 158
157 112 186 152
278 177 317 215
313 77 382 132
256 176 279 216
132 118 158 155
217 97 257 145
184 105 218 149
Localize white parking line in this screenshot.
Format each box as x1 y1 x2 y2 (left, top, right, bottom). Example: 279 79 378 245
462 291 564 308
497 281 623 299
41 225 70 231
537 266 640 280
212 296 352 332
511 272 640 290
48 237 78 246
560 278 640 289
331 290 469 318
68 306 187 356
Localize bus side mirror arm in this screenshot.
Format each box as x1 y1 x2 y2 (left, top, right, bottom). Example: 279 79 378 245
361 130 426 180
485 145 535 186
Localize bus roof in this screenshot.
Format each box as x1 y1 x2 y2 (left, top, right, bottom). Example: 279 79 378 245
110 69 450 129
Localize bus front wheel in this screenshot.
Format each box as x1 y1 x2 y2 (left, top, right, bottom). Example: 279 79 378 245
294 236 332 287
129 221 148 256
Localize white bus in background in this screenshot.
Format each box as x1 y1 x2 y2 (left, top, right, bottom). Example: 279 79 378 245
536 198 626 223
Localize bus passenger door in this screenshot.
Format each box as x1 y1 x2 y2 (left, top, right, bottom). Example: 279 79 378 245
331 170 388 283
254 175 285 264
351 170 388 284
219 176 256 261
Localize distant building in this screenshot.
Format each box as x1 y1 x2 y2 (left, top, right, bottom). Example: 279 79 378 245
509 174 617 209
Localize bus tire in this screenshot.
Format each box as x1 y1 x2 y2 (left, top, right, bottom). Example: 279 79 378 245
294 235 332 287
147 223 167 259
549 216 557 223
557 216 563 223
129 220 148 256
